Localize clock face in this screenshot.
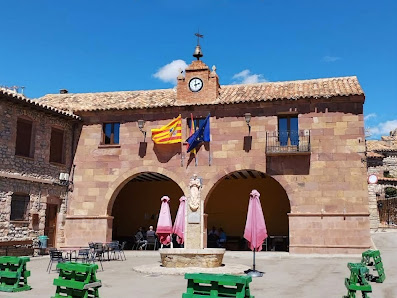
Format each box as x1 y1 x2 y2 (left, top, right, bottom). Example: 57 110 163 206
189 78 203 92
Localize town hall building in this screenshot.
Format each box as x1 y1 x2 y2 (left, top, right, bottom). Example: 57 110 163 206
0 44 371 254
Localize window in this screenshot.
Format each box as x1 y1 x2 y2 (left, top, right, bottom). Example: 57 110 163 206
102 123 120 145
50 128 65 164
278 115 298 146
10 194 30 221
15 118 34 157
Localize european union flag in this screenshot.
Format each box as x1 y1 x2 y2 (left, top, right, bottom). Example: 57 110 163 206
186 114 210 153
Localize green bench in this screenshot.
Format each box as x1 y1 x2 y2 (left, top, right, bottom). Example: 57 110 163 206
343 263 372 298
183 273 254 298
0 256 31 292
361 249 385 283
52 262 101 298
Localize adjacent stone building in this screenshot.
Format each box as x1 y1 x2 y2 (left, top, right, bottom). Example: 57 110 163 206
0 88 80 248
366 129 397 228
1 46 372 253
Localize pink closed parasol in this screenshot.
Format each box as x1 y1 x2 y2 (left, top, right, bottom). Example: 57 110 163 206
243 189 268 277
156 196 173 245
172 196 186 244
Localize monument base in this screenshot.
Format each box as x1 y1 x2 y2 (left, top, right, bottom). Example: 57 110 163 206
159 248 225 268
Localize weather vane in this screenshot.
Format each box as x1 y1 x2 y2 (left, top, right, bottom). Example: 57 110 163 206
195 30 204 46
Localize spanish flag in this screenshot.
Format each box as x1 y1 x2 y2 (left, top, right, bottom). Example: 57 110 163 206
151 115 182 144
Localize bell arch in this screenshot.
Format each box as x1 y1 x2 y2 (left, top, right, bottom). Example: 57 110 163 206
204 169 291 251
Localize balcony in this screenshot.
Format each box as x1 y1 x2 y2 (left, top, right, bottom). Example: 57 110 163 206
266 130 311 155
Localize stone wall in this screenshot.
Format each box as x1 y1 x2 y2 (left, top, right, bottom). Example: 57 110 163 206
0 99 75 244
0 177 67 245
64 95 371 253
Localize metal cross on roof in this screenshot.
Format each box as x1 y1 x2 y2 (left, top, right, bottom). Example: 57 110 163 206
195 31 204 45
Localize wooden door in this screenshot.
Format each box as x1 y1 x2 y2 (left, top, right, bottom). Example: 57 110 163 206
44 204 58 248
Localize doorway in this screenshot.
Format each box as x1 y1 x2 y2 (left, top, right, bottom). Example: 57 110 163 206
44 204 58 248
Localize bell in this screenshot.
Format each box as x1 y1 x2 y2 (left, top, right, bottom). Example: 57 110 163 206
193 45 203 60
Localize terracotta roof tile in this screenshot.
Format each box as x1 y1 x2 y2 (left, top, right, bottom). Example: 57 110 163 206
367 140 397 152
366 151 384 158
378 177 397 182
0 88 80 120
36 76 364 112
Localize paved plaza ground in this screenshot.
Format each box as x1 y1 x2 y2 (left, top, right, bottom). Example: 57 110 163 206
0 230 395 298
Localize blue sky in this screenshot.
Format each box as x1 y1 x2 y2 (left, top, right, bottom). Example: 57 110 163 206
1 0 396 139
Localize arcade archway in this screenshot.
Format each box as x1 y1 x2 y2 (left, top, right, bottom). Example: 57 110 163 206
110 172 184 245
205 170 290 251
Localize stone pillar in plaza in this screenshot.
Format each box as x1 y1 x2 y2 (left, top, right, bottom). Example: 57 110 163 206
185 174 204 249
368 183 381 229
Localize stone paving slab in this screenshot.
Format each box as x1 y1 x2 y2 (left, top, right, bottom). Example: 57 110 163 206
0 231 395 297
133 262 249 275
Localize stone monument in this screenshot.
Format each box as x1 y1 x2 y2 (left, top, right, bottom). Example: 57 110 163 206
159 174 225 268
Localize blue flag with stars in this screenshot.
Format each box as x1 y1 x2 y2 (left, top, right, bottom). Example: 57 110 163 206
186 114 210 153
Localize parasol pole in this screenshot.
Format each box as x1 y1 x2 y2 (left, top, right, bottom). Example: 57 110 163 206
253 248 256 271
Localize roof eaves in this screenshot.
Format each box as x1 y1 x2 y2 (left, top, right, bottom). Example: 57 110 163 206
1 88 81 120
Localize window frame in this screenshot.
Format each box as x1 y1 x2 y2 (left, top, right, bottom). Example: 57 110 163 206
15 117 35 158
49 127 65 164
277 114 299 146
101 122 120 145
10 193 30 222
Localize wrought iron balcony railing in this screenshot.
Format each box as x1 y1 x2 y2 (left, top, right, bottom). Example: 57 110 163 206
266 130 311 154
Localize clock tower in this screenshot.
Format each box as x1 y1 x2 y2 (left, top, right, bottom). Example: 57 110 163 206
176 38 220 104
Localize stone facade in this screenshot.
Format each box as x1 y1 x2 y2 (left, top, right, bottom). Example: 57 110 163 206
0 91 78 247
59 96 370 254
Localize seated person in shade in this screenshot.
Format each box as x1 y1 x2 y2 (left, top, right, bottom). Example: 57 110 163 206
134 227 147 250
207 226 219 248
146 225 156 238
208 226 219 237
217 228 227 247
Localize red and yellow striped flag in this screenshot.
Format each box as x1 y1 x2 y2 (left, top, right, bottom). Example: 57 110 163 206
151 115 182 144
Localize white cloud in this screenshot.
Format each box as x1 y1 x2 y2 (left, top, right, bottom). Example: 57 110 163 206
153 60 188 85
232 69 268 84
364 113 377 121
323 56 341 62
367 120 397 137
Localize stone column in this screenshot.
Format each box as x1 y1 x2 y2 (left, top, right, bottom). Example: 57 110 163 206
368 184 380 229
185 174 203 249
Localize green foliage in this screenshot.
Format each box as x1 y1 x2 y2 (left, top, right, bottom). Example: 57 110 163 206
385 187 397 198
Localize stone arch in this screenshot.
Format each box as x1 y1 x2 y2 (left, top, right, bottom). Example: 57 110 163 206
204 167 292 251
106 166 186 216
202 165 296 208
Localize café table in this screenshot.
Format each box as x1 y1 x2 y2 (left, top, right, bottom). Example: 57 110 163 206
58 246 90 262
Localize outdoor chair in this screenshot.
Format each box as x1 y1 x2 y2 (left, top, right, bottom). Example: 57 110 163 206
87 243 104 271
133 236 147 250
107 241 119 260
47 250 65 273
75 249 90 263
145 235 157 250
110 241 127 260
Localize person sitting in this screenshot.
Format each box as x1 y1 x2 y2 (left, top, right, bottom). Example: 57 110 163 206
146 225 156 238
134 227 147 250
207 226 219 248
217 228 227 248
